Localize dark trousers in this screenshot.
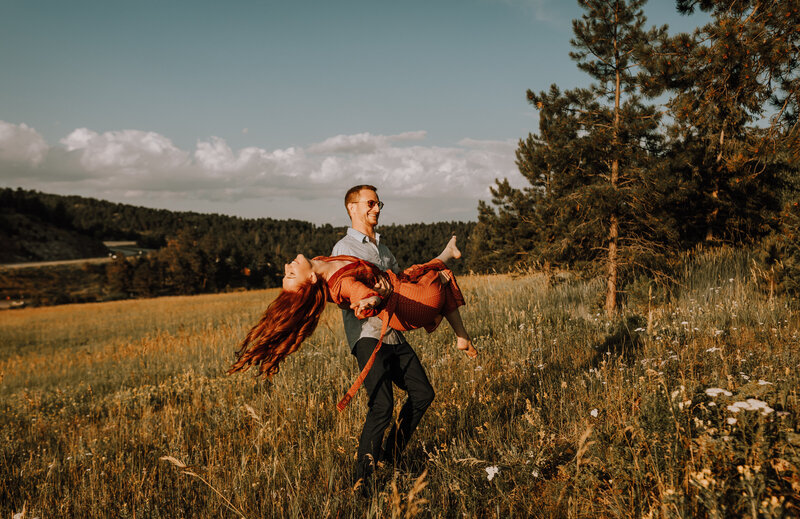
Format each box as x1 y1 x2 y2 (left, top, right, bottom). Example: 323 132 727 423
353 337 435 479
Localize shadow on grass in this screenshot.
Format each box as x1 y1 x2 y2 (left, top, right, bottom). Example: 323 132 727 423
589 314 646 368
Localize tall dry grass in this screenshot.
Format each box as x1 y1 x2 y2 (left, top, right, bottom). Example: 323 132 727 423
1 247 798 517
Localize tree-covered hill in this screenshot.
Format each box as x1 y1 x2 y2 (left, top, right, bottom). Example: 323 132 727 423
0 187 475 306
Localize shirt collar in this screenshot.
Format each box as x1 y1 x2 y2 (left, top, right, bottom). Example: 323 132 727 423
347 227 381 245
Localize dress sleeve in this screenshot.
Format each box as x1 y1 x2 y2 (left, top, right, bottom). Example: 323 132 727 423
339 276 381 319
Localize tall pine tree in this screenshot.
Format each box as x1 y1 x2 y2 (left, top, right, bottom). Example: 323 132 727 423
477 0 672 316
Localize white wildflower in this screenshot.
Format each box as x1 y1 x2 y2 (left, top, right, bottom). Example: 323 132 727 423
706 347 721 353
705 388 732 398
590 408 599 417
726 399 774 416
757 380 772 386
485 466 500 481
727 417 737 425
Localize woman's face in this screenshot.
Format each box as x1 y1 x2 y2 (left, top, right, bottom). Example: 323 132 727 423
282 254 315 292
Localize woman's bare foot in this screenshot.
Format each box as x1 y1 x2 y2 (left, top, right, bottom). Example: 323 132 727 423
436 235 462 265
457 337 478 358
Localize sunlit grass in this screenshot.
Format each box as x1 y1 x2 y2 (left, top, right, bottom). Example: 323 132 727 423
1 248 798 517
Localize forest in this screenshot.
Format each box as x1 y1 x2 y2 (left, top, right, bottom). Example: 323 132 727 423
0 187 475 305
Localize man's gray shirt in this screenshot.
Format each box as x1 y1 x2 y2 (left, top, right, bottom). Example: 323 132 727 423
332 227 404 350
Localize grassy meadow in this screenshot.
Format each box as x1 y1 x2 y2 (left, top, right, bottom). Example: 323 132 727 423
1 247 799 518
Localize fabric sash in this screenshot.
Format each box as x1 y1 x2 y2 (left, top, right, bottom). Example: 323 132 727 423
336 293 397 412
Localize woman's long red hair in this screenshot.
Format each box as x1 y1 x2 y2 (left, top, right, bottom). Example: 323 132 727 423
229 277 328 378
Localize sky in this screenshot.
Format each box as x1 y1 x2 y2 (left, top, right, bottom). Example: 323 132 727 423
0 0 708 226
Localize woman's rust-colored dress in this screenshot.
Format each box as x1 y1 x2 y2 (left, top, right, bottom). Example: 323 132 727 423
315 255 465 410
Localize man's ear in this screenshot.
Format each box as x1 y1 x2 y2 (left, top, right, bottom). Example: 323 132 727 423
310 272 318 284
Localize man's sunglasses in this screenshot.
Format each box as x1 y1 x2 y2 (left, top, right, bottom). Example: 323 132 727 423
358 200 384 210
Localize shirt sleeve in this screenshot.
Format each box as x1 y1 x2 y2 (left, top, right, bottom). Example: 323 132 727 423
385 248 401 274
332 239 346 256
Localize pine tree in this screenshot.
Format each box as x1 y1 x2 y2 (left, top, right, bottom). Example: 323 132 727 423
479 0 673 315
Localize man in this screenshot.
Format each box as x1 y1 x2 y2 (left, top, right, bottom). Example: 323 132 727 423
332 185 435 494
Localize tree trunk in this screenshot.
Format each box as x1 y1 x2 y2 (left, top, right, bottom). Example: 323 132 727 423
606 213 619 317
705 188 719 242
606 17 622 318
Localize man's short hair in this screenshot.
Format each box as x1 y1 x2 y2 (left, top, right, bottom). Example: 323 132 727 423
344 185 378 217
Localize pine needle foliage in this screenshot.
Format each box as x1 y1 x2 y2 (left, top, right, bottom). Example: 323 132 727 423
476 0 677 316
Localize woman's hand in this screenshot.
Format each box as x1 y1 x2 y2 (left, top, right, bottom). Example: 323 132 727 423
372 276 393 299
352 295 382 318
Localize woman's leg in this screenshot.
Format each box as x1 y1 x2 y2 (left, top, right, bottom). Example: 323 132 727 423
444 307 478 358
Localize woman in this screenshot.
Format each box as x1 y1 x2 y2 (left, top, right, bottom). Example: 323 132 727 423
229 236 477 410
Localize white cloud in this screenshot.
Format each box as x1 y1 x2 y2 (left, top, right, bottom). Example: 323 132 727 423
308 130 427 154
0 121 49 165
61 128 189 174
1 122 526 223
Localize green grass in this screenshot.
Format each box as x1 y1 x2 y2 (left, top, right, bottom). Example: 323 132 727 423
1 247 799 517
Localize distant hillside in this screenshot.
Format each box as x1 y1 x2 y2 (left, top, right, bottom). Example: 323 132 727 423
0 187 476 306
0 187 475 269
0 198 108 263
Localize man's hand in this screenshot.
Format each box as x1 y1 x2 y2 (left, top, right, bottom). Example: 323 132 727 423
352 295 382 318
372 276 393 299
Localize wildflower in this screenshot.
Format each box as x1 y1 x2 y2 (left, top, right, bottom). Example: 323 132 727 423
706 347 721 353
690 468 715 489
704 388 732 398
727 417 737 425
590 408 599 417
727 399 774 416
485 466 500 481
757 380 772 386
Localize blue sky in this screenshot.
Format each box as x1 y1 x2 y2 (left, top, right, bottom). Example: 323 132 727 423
0 0 706 225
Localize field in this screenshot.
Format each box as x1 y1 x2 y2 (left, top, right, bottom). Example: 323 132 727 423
1 248 799 518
